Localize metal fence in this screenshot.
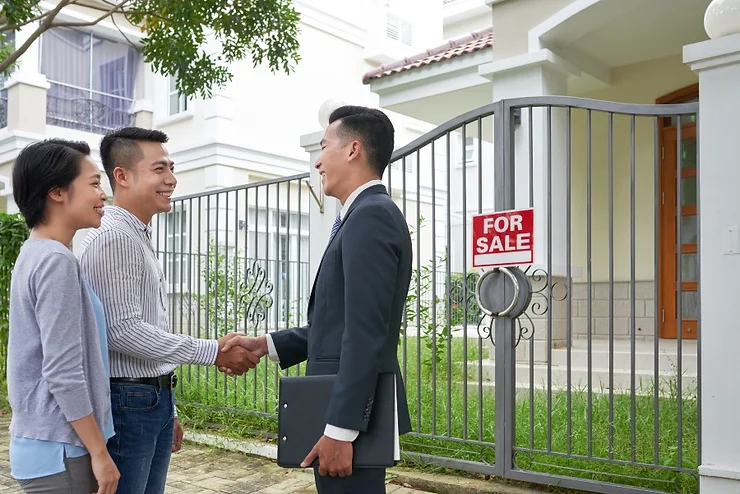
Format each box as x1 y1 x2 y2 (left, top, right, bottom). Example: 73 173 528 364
159 96 700 494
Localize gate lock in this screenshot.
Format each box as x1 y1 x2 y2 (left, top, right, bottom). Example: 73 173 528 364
474 266 532 319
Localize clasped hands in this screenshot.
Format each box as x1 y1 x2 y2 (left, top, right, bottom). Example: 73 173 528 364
214 332 268 376
214 333 354 476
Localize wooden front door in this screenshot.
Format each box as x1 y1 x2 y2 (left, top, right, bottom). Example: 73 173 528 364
659 123 698 339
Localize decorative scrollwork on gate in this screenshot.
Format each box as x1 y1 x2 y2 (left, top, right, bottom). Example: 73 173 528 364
475 266 569 348
239 260 274 331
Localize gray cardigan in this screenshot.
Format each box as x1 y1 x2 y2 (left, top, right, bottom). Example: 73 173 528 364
7 239 111 447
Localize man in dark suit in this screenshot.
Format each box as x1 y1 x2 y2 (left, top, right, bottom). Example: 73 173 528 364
220 105 413 493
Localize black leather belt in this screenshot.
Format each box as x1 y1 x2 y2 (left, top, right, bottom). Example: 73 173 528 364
110 373 177 389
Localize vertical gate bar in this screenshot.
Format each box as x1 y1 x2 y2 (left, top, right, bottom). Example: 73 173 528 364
188 198 194 392
286 184 292 378
274 184 281 406
528 110 535 451
179 202 185 393
295 180 300 376
653 117 661 465
224 191 230 399
446 131 452 437
546 105 553 453
243 188 251 397
216 193 222 399
402 156 408 388
205 195 211 399
264 185 270 411
253 188 259 404
676 115 684 469
232 191 239 403
493 100 509 477
608 112 615 460
477 117 484 443
415 151 422 432
431 139 438 436
197 196 203 402
566 107 573 455
462 124 469 440
630 115 637 464
528 107 534 208
695 108 702 466
586 109 593 457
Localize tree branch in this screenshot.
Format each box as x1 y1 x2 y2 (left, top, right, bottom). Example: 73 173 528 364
0 9 57 32
49 0 130 28
0 0 74 74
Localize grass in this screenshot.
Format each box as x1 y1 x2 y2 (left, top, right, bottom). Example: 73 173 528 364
175 336 698 494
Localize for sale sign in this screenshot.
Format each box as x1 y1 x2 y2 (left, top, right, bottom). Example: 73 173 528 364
472 208 534 268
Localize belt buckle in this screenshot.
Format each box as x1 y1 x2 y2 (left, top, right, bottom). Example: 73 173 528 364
170 373 178 388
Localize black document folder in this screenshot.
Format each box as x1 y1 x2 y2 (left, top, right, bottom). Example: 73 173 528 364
277 372 396 469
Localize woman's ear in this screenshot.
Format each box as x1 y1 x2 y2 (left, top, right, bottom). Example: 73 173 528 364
47 186 65 204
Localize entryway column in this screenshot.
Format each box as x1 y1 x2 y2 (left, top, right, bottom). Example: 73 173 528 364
480 52 574 364
300 100 343 283
684 4 740 492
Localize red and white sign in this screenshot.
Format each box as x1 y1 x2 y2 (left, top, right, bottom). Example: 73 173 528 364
472 208 534 268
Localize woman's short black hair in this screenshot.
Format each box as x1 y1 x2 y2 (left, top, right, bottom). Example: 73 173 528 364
12 138 92 228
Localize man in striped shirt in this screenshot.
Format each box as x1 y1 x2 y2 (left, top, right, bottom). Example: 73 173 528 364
79 127 258 494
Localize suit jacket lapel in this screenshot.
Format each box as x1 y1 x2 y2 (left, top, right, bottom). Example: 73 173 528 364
306 184 389 308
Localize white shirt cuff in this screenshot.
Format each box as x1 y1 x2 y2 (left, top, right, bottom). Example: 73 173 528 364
324 424 359 442
265 333 280 363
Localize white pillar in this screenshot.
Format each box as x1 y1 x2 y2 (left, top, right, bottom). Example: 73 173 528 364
684 4 740 490
300 130 341 283
479 51 574 277
5 21 48 134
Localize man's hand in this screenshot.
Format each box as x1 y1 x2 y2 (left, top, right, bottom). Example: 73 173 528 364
215 334 260 376
218 334 268 375
172 417 183 453
300 435 353 477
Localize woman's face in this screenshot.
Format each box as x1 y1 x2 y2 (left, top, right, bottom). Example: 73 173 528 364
61 157 108 230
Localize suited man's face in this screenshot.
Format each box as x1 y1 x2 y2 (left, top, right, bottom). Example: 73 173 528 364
315 120 360 201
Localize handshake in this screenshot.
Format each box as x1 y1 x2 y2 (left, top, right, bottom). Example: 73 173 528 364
213 333 269 376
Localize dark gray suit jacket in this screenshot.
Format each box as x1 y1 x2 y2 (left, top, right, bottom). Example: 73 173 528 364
270 184 413 435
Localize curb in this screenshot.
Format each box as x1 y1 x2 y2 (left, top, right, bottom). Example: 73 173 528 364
183 430 549 494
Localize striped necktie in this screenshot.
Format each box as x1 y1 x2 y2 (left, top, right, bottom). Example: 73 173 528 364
328 214 341 242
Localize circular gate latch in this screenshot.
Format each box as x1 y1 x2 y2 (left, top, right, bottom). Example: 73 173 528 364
474 266 532 319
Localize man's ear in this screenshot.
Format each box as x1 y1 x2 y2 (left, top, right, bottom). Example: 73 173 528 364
47 186 65 204
347 140 361 163
112 166 130 189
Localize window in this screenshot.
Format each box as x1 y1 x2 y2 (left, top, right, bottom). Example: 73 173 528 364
0 31 14 129
41 27 139 133
168 76 187 115
386 13 413 45
391 153 415 173
164 208 188 289
465 136 475 164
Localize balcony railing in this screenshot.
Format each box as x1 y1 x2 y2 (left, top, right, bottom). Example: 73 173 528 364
0 91 6 129
46 82 134 134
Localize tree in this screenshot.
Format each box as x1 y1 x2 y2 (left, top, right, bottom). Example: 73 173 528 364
0 0 301 98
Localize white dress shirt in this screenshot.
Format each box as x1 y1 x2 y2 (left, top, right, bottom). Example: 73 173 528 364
265 179 400 459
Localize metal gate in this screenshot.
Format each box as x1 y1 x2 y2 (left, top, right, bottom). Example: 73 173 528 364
386 96 700 494
158 96 700 494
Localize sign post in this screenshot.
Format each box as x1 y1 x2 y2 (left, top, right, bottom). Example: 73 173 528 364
472 208 534 268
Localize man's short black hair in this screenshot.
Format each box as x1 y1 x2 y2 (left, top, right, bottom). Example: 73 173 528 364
12 138 91 228
328 106 395 177
99 127 169 191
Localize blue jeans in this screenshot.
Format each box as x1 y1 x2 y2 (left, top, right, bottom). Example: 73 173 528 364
107 382 175 494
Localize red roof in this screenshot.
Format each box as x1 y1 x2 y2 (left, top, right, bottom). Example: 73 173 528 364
362 27 493 84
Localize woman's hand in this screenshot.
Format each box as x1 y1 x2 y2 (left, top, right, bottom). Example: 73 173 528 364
91 450 120 494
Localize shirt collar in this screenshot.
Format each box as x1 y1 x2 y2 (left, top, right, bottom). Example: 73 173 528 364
104 205 153 238
339 179 383 221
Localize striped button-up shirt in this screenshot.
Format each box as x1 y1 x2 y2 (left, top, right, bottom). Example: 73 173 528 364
79 206 218 378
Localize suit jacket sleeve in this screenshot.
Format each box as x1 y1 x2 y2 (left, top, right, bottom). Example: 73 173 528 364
269 324 309 369
324 204 400 432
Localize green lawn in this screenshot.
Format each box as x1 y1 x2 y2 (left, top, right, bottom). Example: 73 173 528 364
175 337 698 494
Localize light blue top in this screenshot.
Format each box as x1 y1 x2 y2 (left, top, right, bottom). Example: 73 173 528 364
10 283 115 479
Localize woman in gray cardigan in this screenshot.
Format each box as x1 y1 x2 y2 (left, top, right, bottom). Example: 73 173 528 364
7 139 120 493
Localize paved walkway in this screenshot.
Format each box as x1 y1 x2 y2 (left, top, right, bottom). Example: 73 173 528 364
0 421 424 493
